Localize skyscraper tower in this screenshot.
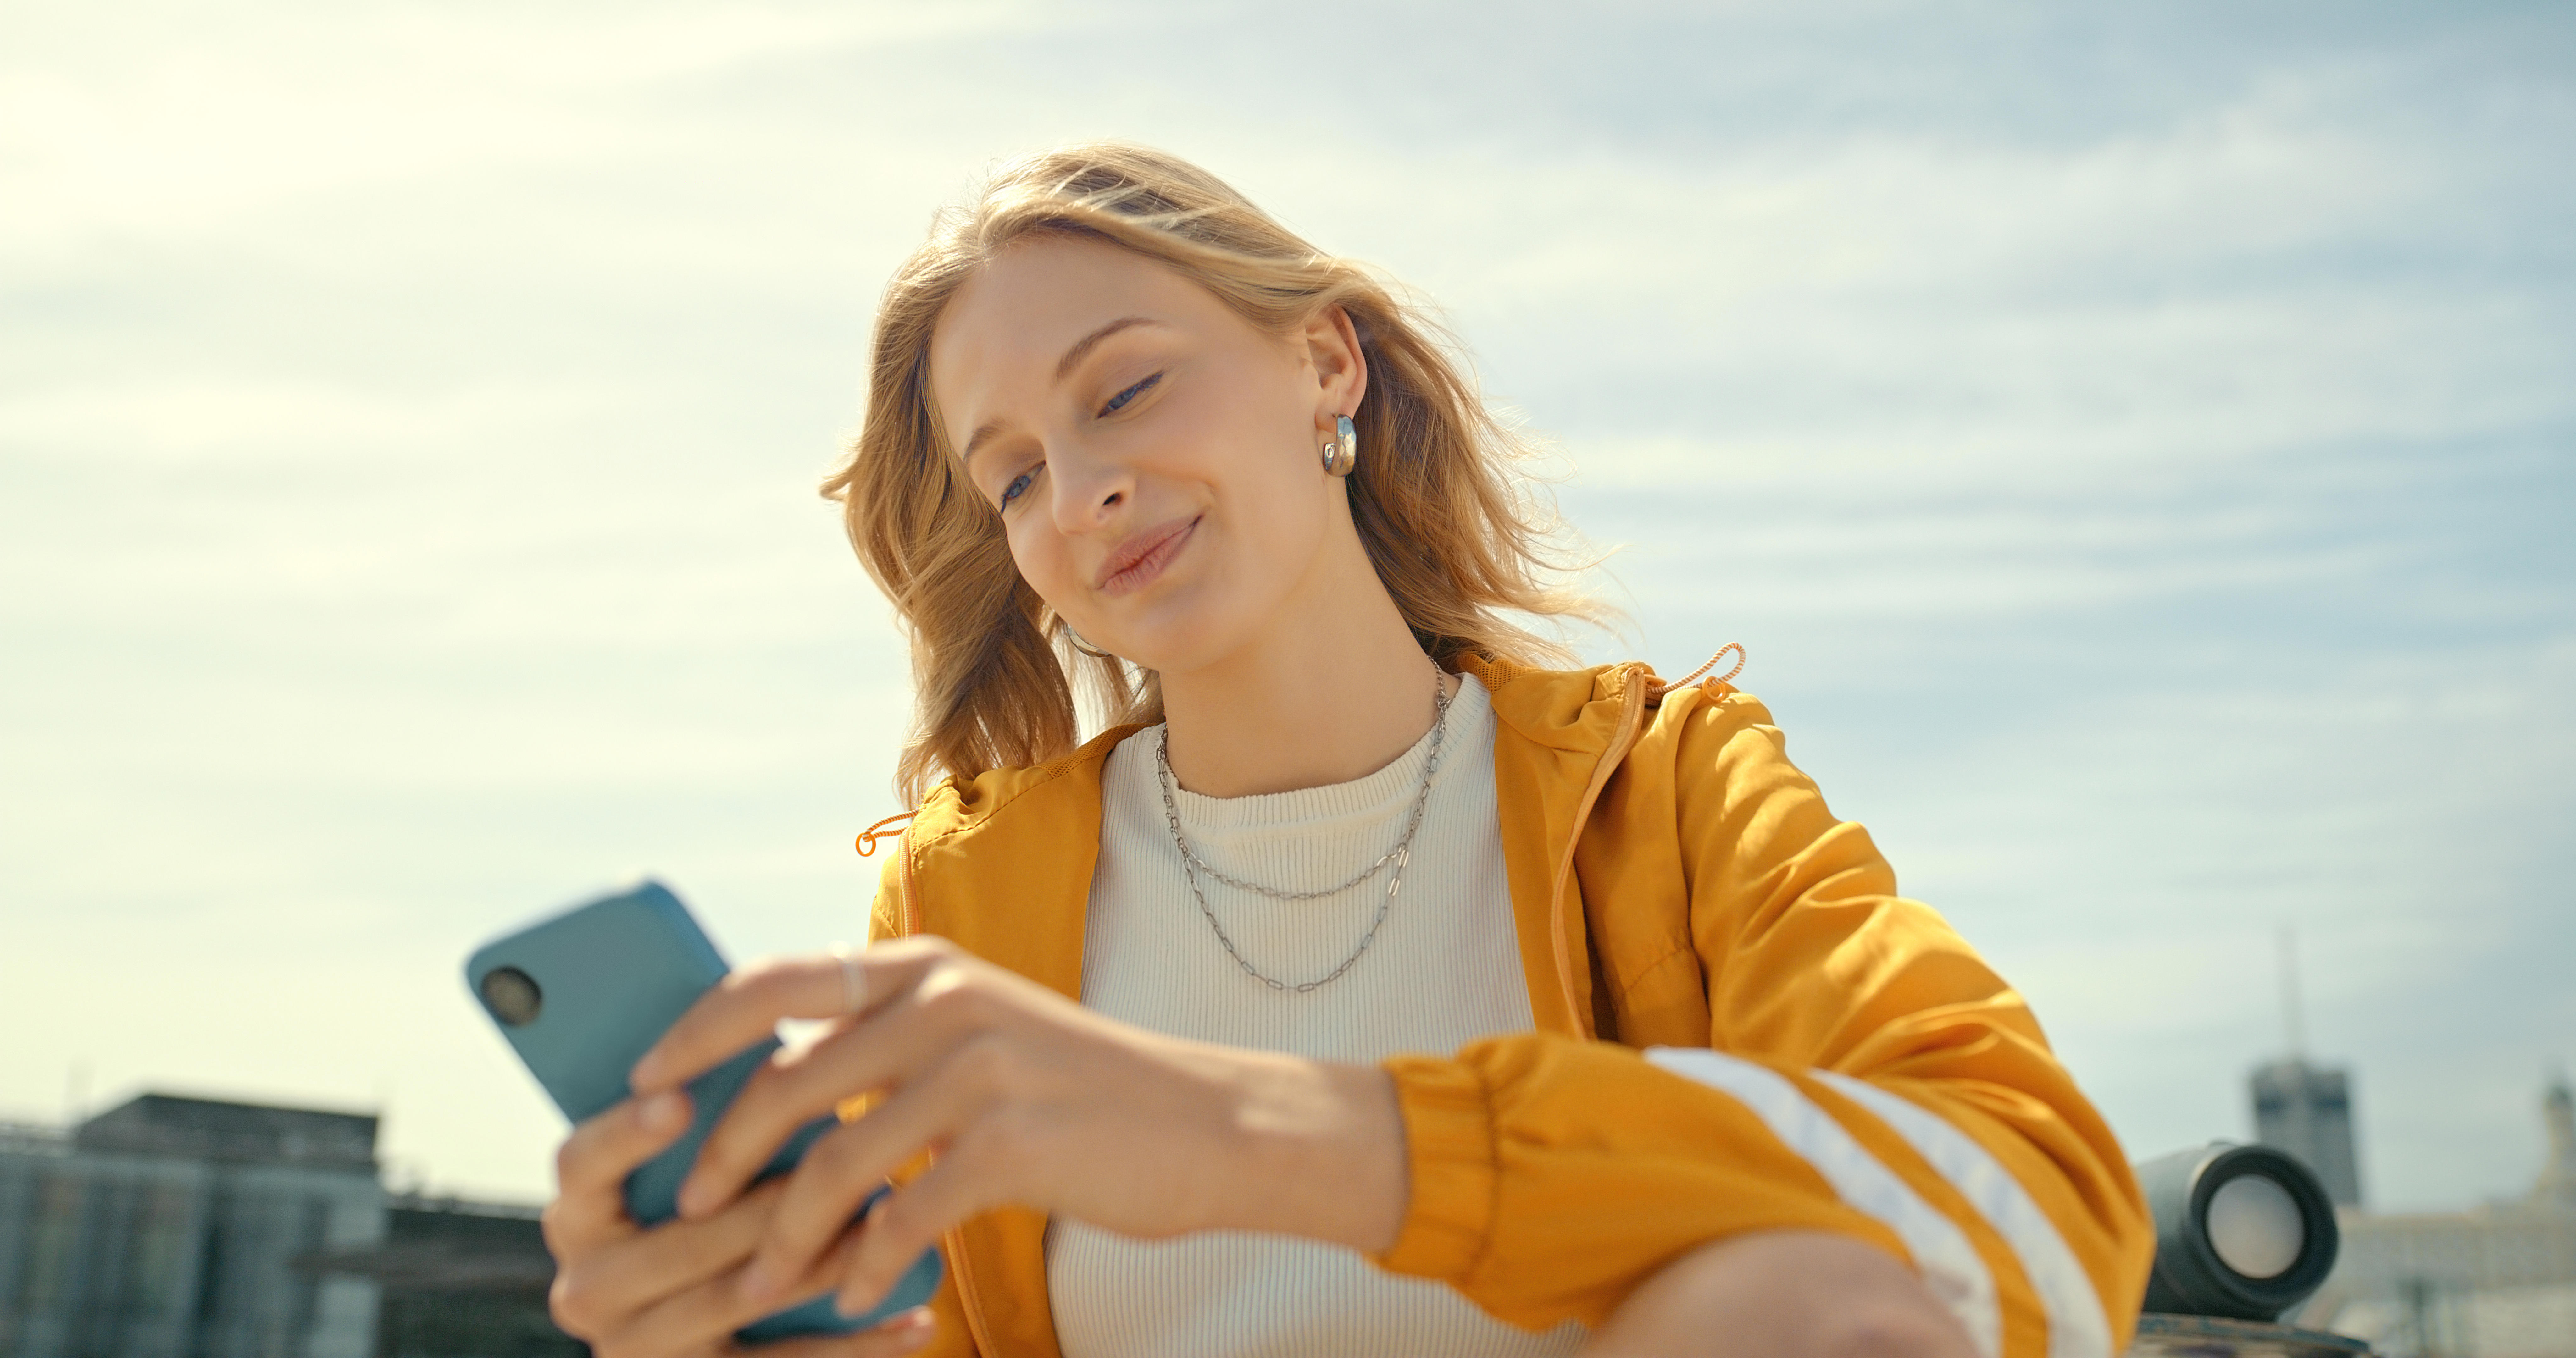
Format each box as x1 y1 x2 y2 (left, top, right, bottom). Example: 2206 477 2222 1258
2250 1061 2363 1208
2247 926 2364 1207
2535 1071 2575 1208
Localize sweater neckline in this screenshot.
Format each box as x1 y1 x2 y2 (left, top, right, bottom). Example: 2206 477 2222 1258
1135 672 1491 838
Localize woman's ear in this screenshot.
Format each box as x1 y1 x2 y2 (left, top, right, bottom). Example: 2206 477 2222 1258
1304 305 1370 424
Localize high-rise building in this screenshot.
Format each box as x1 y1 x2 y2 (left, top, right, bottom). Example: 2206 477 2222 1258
2251 1058 2365 1209
0 1092 577 1358
2250 926 2365 1210
2535 1074 2575 1211
0 1094 386 1358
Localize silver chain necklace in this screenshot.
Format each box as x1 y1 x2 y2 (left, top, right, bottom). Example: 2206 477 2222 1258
1154 666 1453 993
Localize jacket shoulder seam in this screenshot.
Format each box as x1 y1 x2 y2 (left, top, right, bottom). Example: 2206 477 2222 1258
913 761 1078 850
910 726 1139 851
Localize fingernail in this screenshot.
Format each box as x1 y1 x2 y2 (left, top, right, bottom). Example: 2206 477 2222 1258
890 1310 935 1350
637 1091 686 1133
738 1260 781 1305
676 1175 714 1218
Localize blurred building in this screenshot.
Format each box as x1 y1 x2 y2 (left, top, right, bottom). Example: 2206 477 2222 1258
315 1197 578 1358
2537 1079 2576 1211
0 1093 580 1358
0 1095 385 1358
2253 1059 2367 1208
2314 1076 2576 1358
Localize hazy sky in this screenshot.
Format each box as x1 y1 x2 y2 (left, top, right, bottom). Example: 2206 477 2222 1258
5 1 2569 1212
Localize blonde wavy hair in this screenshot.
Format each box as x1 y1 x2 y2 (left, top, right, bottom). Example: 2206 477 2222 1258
824 143 1597 803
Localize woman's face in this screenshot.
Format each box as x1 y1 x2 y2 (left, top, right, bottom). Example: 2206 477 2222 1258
928 234 1366 677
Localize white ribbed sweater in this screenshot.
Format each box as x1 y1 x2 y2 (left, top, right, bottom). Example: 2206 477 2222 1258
1046 675 1588 1358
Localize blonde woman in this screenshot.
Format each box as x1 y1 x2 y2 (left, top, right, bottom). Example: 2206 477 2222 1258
539 146 2153 1358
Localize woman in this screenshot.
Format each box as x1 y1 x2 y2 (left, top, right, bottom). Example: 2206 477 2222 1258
540 145 2152 1358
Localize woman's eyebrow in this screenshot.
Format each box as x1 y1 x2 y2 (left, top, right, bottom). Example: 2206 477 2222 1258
1053 316 1156 382
961 316 1161 467
960 420 1007 468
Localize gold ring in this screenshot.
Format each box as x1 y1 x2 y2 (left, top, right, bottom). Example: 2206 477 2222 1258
831 943 867 1015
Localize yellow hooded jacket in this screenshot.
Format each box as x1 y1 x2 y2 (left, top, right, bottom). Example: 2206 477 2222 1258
866 656 2154 1357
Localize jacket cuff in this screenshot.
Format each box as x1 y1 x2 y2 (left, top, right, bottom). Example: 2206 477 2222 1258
1373 1054 1498 1283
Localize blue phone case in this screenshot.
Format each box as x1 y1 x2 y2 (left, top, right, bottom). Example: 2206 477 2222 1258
463 880 942 1342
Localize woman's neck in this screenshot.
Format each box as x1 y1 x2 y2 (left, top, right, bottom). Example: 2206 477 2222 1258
1157 560 1453 800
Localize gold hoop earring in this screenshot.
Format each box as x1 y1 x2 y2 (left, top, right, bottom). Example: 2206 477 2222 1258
1320 413 1358 477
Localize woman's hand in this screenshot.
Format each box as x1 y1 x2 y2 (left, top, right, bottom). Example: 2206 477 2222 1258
627 936 1408 1320
541 1087 939 1358
1582 1230 1979 1358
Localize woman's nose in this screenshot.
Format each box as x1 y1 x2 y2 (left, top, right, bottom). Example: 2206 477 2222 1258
1049 454 1135 533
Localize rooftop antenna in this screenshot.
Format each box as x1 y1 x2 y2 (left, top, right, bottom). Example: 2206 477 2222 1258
2278 924 2307 1061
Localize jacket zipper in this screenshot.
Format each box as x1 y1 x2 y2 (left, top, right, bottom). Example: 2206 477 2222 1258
897 827 922 939
944 1225 1000 1357
1546 655 1742 1040
894 830 1003 1356
1546 663 1653 1041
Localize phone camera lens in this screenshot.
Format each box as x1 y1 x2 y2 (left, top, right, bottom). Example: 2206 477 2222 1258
481 966 543 1026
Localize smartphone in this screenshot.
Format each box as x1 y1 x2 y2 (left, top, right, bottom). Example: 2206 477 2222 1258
464 879 942 1342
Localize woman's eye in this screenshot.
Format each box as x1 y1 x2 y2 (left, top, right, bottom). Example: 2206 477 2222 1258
999 467 1038 508
1099 372 1162 416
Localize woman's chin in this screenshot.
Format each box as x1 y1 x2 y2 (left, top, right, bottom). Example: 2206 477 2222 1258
1096 614 1266 680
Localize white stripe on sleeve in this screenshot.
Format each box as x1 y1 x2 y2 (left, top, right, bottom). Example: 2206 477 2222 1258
1645 1048 2002 1358
1812 1072 2114 1358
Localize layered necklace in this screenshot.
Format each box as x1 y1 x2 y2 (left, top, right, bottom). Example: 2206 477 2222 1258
1152 666 1454 993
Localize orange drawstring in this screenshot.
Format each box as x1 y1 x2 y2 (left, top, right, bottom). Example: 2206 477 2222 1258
855 811 917 857
1667 642 1747 696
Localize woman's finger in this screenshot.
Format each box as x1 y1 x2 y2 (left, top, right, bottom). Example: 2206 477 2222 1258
546 1090 694 1254
592 1268 760 1358
559 1091 696 1196
834 1136 1013 1320
553 1179 784 1339
596 1225 850 1358
735 1035 1004 1303
632 939 954 1096
678 974 990 1219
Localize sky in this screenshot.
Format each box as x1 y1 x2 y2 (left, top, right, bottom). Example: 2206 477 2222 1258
3 0 2570 1212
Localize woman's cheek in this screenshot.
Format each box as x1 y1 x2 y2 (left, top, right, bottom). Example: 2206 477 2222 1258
1007 526 1077 616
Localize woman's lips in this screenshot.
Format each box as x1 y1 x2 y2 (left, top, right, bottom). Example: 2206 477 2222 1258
1094 516 1199 596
